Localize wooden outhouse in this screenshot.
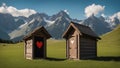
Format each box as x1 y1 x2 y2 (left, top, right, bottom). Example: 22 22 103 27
23 26 51 59
62 22 100 60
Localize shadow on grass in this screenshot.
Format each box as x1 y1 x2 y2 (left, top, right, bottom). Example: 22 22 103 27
35 56 120 61
91 56 120 61
46 57 66 61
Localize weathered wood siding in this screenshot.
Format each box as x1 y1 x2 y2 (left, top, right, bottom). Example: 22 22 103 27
25 39 33 59
80 36 97 59
24 26 51 60
63 22 99 60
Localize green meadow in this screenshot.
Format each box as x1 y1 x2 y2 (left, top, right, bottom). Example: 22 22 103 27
0 39 120 68
0 25 120 68
98 25 120 56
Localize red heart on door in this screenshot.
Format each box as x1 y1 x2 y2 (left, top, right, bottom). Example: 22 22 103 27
36 41 43 48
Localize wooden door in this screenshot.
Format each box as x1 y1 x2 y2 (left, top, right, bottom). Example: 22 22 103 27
69 35 78 59
34 36 44 58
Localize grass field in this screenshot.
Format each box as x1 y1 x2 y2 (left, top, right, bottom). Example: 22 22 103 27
0 39 120 68
98 25 120 56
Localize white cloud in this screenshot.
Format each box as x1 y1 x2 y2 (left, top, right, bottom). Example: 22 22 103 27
64 10 69 15
85 4 105 17
108 12 120 22
0 3 36 17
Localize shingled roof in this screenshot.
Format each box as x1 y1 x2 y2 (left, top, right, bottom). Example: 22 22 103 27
62 22 100 39
23 26 51 40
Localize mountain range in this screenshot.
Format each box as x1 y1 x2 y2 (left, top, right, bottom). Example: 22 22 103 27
0 10 120 41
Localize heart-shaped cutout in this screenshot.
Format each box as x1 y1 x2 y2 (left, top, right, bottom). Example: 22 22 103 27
36 41 43 48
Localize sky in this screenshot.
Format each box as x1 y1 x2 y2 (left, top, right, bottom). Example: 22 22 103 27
0 0 120 20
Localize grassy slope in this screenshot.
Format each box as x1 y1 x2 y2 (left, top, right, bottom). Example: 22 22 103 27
0 39 120 68
0 26 120 68
98 25 120 56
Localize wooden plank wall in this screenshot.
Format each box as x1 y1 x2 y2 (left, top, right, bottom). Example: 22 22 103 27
25 39 33 59
44 38 46 58
80 36 96 59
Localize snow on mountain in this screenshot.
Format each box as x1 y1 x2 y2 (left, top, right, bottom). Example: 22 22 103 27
63 10 69 15
0 9 120 41
19 22 28 28
46 10 71 39
8 13 49 41
8 24 28 40
43 17 55 26
8 10 71 40
82 14 111 35
105 16 120 29
28 19 35 24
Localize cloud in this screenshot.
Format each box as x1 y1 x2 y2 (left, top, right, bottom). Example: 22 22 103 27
0 3 36 17
85 4 105 17
109 12 120 21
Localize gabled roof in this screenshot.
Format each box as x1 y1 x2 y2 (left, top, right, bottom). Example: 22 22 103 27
23 26 51 40
62 22 100 39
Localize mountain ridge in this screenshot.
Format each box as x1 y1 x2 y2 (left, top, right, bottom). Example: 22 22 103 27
0 10 120 41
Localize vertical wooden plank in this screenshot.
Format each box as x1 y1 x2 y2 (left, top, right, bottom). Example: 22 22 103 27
32 36 34 59
67 39 69 59
24 41 26 59
79 35 81 59
23 26 51 60
66 39 68 59
25 39 33 59
77 34 80 59
44 38 46 59
95 40 97 58
68 38 70 59
76 34 78 59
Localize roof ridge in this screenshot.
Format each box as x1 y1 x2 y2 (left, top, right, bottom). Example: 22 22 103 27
23 26 51 40
70 21 100 39
71 21 89 28
31 26 43 33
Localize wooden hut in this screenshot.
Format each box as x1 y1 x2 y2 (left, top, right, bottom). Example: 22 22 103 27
23 26 51 59
62 22 100 60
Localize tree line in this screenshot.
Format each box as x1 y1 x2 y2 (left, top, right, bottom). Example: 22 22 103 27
0 38 23 43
